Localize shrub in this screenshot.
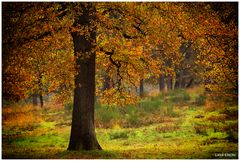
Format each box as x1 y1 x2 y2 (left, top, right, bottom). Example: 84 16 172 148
209 94 237 106
155 123 179 133
219 106 238 119
206 114 227 123
95 105 120 126
195 94 206 106
2 104 43 131
159 105 178 117
125 113 139 127
64 102 73 113
226 130 238 142
204 99 225 112
123 105 140 127
139 99 161 113
168 89 190 104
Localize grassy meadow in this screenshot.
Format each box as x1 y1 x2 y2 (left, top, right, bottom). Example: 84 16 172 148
2 86 238 159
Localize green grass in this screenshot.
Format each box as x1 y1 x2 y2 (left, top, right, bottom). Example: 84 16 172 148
2 87 238 159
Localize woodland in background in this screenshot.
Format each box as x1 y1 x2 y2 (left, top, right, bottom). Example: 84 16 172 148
2 2 238 158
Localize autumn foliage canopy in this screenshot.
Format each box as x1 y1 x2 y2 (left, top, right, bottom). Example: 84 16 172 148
2 2 237 104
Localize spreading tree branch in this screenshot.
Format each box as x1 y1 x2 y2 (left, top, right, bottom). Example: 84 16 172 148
100 47 123 91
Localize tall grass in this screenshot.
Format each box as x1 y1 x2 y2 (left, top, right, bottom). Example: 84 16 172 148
2 86 238 159
95 88 193 128
2 104 43 131
195 94 207 106
95 104 121 128
166 89 191 104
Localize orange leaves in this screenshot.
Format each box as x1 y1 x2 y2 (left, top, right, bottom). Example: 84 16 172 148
3 2 237 105
3 17 74 100
196 34 237 96
98 88 139 106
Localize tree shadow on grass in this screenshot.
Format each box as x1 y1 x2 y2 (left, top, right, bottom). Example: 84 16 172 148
3 148 120 159
54 149 120 159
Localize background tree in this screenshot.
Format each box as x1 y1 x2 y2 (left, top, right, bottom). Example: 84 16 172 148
182 3 238 98
2 2 74 106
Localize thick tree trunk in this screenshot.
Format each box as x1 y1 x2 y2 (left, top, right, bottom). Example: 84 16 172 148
159 75 165 92
139 79 144 97
68 3 101 151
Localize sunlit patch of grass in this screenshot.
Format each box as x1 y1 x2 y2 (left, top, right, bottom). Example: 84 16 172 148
2 87 238 159
97 115 237 159
3 122 71 159
155 122 180 133
39 121 57 129
12 133 68 149
98 124 237 159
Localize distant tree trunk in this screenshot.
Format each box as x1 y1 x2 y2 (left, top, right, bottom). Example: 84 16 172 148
68 3 101 151
179 71 183 88
159 75 165 92
102 72 111 91
181 78 186 88
140 79 144 97
186 78 194 88
39 92 43 108
38 76 44 108
175 71 183 89
175 73 180 89
167 76 173 91
32 93 38 106
135 86 138 93
175 81 179 89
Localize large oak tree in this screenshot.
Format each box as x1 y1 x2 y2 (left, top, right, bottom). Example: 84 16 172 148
2 2 237 150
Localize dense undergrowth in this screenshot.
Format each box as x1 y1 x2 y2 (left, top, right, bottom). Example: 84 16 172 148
2 86 238 159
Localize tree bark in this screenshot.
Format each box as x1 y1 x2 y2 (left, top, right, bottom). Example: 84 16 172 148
159 75 165 92
32 93 38 106
167 76 173 91
39 92 43 108
68 3 101 151
139 79 144 97
186 78 194 88
175 71 183 89
37 70 44 108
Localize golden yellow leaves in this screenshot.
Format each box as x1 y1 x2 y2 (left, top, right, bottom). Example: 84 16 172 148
3 2 237 105
196 36 237 96
98 88 139 106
